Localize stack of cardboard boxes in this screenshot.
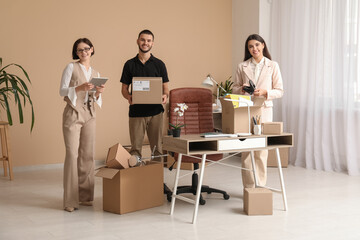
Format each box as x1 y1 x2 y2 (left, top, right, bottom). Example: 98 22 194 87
219 95 287 215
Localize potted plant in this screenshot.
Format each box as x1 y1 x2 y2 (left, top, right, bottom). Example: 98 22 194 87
0 58 34 131
218 76 233 97
169 103 188 137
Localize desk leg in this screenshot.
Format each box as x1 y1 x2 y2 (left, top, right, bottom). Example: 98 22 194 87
275 148 288 211
250 150 259 187
170 153 183 215
192 154 207 224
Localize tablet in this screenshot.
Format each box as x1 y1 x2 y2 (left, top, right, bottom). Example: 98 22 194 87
89 77 108 91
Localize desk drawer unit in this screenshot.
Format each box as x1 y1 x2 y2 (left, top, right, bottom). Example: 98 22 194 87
218 137 266 151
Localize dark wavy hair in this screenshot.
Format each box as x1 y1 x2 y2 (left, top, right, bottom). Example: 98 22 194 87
72 38 95 60
244 34 271 61
138 29 154 40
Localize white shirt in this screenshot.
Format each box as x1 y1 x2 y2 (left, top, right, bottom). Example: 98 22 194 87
250 57 265 85
59 63 102 107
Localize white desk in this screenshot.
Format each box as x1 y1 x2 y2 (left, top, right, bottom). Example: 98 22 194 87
163 133 293 224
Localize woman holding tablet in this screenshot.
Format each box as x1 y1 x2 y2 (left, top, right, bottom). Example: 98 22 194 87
59 38 105 212
233 34 283 189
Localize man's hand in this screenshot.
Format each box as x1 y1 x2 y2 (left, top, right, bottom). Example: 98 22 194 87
121 83 133 104
127 95 133 105
162 94 168 104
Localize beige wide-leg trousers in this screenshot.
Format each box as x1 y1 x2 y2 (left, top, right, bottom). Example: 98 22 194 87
62 104 95 208
241 106 273 188
129 113 163 159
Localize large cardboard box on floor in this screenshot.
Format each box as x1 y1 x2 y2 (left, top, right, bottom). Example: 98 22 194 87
244 188 273 215
220 96 264 134
95 162 164 214
132 77 163 104
267 147 289 167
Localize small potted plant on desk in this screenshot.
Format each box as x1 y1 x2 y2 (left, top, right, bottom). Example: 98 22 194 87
212 76 233 112
169 103 188 137
218 76 233 97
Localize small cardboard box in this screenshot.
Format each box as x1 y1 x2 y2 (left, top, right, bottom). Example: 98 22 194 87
95 162 164 214
262 122 283 135
106 143 131 169
132 77 163 104
244 188 273 215
267 147 289 167
220 96 264 134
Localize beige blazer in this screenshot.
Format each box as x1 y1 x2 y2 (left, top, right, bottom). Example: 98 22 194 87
233 57 284 108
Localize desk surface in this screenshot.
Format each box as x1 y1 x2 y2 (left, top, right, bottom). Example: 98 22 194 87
163 133 293 155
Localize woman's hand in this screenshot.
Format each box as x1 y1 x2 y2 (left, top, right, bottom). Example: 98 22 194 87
95 84 105 99
75 82 94 92
240 86 246 94
253 89 267 98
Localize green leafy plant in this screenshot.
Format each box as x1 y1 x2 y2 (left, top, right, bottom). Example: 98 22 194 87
0 58 34 131
218 76 233 97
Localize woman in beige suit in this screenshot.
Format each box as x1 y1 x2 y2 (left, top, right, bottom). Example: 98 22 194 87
233 34 283 188
60 38 105 212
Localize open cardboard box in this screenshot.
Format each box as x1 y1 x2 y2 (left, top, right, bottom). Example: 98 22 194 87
96 162 164 214
220 96 264 134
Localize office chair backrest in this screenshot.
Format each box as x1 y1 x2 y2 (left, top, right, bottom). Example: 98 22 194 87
169 88 214 134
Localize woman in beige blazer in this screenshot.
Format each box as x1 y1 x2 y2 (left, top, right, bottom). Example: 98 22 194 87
233 34 284 188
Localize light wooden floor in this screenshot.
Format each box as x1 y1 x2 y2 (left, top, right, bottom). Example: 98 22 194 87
1 157 360 240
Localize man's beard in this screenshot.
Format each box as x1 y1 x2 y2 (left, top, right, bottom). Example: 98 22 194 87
139 45 152 53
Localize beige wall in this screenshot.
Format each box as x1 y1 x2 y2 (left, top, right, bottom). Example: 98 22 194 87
232 0 259 76
1 0 232 167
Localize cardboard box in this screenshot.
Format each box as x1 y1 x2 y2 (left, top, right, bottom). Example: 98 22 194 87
267 147 289 167
220 96 264 134
166 155 207 170
244 188 273 215
95 162 164 214
132 77 163 104
262 122 283 135
106 143 131 169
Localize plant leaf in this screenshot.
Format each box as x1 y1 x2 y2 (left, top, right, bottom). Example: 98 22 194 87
13 64 31 83
0 92 13 125
30 104 35 132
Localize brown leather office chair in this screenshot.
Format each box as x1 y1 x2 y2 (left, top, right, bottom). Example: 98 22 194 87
167 87 230 205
